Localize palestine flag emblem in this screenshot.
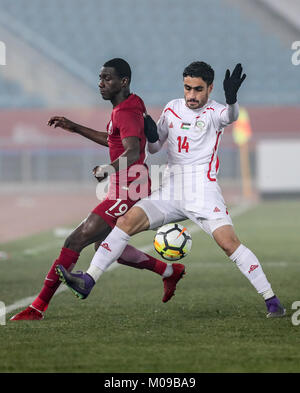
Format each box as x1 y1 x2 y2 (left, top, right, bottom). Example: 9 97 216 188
180 122 191 130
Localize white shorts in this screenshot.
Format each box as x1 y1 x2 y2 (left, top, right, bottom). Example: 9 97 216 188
134 175 233 237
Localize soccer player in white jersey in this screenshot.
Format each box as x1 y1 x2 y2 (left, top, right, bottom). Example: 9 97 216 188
57 62 285 318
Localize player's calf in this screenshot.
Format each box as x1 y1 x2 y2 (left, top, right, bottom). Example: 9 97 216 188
64 213 112 253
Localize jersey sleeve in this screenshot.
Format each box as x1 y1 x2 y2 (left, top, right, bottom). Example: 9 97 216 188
156 106 169 143
115 109 144 140
212 103 239 130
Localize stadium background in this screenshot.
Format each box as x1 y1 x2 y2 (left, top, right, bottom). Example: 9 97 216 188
0 0 300 374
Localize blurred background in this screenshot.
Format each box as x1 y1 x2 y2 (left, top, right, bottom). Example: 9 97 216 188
0 0 299 243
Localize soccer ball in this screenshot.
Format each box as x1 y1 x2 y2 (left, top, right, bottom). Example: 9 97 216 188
154 223 192 261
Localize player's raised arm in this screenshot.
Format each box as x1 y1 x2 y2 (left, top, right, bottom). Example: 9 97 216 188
47 116 109 147
220 63 246 126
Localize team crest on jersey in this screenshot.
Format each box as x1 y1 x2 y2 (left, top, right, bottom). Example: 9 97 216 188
195 120 205 131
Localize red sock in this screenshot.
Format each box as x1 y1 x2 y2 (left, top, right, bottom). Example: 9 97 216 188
117 245 167 276
32 247 79 312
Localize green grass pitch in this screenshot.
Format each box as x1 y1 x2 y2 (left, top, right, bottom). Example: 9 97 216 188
0 200 300 373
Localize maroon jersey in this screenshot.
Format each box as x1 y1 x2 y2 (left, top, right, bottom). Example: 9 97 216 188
106 93 150 197
107 94 146 161
92 94 151 226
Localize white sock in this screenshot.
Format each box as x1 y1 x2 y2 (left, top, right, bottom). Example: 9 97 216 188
162 264 173 278
86 264 104 282
88 226 130 281
229 244 274 297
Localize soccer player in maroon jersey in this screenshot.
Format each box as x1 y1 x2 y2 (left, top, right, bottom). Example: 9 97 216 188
11 58 184 321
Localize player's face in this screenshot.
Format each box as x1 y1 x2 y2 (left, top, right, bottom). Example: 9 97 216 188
98 67 123 100
183 76 213 109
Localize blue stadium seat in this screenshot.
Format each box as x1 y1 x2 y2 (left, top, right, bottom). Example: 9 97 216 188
0 75 45 108
0 0 298 106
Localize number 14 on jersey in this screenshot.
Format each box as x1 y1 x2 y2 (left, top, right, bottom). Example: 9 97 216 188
177 136 189 153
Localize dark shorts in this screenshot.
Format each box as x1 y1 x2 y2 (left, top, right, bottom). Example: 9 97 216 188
92 173 151 227
92 195 142 228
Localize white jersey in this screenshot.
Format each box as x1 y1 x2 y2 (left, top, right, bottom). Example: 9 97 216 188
151 98 239 181
140 97 239 226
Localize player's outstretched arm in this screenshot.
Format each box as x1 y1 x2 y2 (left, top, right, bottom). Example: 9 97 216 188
93 136 140 182
47 116 108 147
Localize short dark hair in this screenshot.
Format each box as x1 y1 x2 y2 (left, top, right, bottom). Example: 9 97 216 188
183 61 214 86
103 58 131 83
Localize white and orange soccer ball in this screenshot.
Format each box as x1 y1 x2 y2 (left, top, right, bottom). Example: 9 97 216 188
154 223 192 261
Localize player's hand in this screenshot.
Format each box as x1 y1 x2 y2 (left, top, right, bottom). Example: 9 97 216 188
143 113 159 143
93 165 109 182
223 63 246 105
47 116 77 132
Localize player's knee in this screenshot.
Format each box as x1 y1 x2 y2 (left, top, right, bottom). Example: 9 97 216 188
213 226 240 256
220 238 240 256
116 213 134 233
116 207 148 236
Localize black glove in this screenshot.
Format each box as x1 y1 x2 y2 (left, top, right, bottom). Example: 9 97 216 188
223 63 246 105
144 113 159 143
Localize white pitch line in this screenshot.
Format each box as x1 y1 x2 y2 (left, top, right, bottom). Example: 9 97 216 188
23 240 63 256
5 286 66 314
5 202 256 317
